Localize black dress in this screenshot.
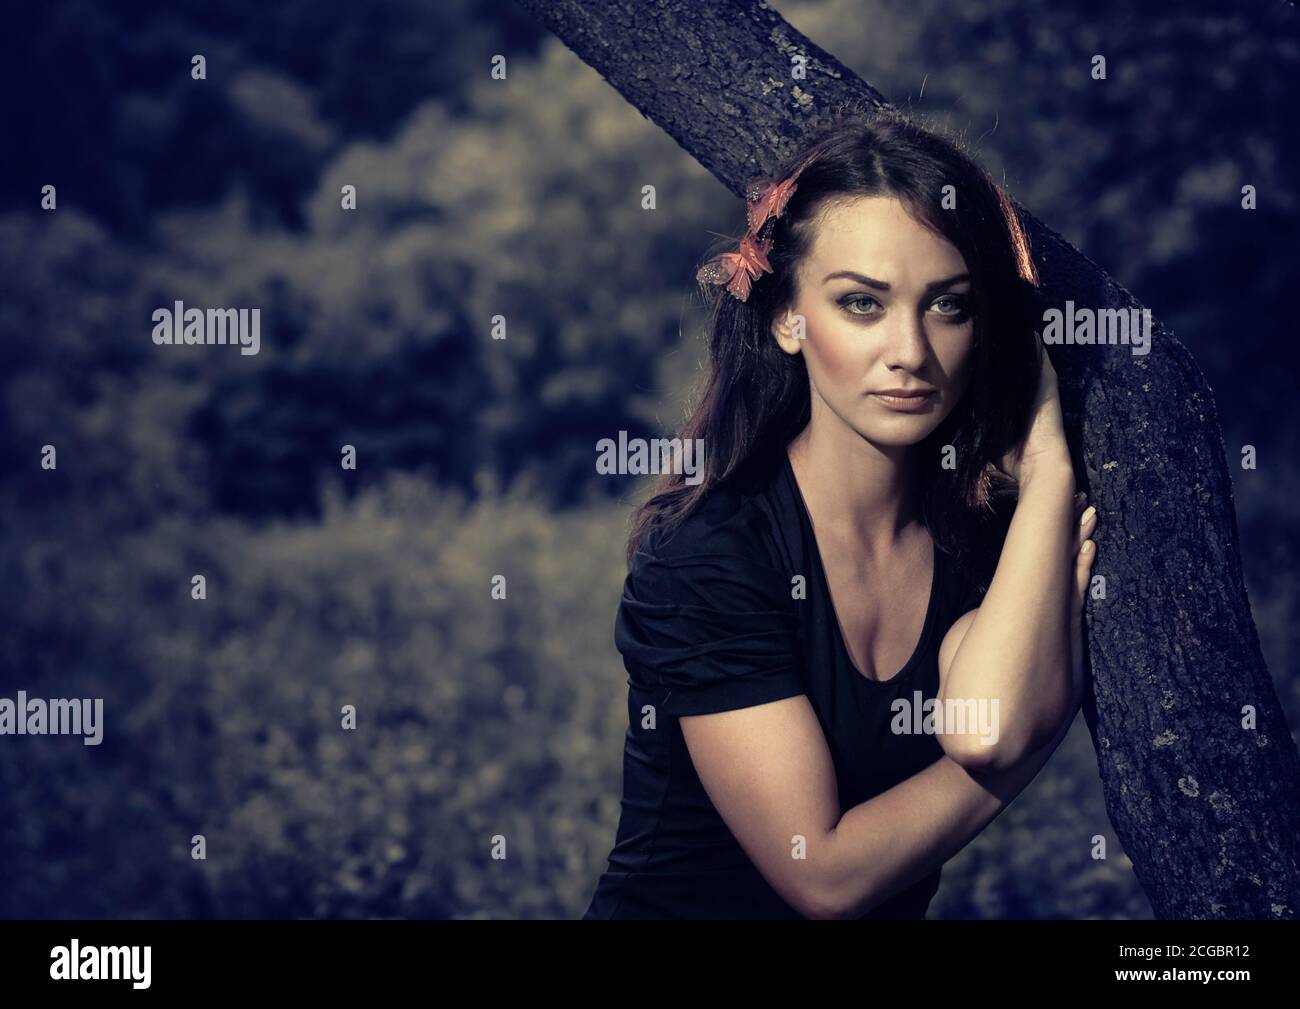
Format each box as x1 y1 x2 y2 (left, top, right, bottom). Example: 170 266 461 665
582 448 986 920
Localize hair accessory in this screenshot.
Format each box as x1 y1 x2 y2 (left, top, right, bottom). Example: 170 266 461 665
695 228 774 303
744 176 799 233
696 169 805 303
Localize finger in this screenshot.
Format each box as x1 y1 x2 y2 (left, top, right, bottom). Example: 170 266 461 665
1074 539 1095 612
1074 503 1097 554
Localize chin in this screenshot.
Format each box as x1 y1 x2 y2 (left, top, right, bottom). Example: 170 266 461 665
853 411 947 449
849 425 935 450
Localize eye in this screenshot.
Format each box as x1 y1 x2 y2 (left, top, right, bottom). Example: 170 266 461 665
838 294 881 317
931 294 972 321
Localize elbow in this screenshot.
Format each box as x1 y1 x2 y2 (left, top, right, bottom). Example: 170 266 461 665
934 689 1024 771
793 860 884 921
785 852 865 921
797 895 843 921
798 887 859 921
790 876 847 920
939 698 1068 772
799 878 895 921
940 732 1022 773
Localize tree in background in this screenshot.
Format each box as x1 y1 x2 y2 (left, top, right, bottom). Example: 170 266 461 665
512 0 1300 918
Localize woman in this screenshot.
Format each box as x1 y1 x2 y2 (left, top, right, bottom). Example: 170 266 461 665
583 111 1098 920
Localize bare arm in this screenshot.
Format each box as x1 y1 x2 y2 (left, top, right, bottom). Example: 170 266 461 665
681 690 1078 920
936 350 1090 768
824 709 1079 918
679 465 1097 920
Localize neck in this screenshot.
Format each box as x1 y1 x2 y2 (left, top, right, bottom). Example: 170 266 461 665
787 394 920 551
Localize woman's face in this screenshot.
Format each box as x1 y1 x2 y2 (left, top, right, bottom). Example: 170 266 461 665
773 195 976 450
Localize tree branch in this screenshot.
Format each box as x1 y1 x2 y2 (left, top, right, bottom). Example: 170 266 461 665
515 0 1300 918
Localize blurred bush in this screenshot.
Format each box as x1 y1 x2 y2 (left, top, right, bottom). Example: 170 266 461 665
0 0 1295 919
0 474 631 918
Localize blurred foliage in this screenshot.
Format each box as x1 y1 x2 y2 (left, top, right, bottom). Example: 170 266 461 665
0 476 630 918
0 0 1295 917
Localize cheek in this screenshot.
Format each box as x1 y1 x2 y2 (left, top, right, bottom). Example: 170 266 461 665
937 329 976 393
802 317 864 390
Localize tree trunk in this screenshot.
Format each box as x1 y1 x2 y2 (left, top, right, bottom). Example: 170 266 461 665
513 0 1300 918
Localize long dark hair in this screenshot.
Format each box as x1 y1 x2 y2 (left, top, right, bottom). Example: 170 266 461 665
628 110 1044 577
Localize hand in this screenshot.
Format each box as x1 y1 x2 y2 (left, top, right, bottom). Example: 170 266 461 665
1029 491 1098 758
1000 347 1072 487
1067 491 1098 710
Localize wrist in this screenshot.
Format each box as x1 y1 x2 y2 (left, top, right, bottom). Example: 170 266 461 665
1017 456 1074 494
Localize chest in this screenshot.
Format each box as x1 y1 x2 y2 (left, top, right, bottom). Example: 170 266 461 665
816 542 935 684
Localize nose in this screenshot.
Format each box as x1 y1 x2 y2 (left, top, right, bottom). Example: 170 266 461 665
880 309 930 373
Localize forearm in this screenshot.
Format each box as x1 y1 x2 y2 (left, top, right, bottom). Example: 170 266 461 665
938 463 1076 763
814 715 1074 919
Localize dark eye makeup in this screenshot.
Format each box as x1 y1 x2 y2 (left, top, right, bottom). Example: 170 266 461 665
836 292 972 322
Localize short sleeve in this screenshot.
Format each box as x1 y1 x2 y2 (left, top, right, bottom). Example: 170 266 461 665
615 524 805 718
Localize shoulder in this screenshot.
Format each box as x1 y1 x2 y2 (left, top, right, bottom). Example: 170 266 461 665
631 462 793 610
616 468 804 715
642 478 782 570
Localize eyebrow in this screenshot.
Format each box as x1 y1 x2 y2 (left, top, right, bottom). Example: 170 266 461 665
822 270 971 293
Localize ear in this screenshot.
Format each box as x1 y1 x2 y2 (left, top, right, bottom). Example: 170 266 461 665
771 306 804 356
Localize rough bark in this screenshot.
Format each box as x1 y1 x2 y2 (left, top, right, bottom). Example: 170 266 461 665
513 0 1300 918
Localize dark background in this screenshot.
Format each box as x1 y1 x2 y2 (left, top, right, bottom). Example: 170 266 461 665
1 0 1296 918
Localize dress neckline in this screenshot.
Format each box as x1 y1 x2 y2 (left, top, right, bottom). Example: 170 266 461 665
781 450 942 689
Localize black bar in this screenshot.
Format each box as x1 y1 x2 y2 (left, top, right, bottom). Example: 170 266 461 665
0 919 1290 995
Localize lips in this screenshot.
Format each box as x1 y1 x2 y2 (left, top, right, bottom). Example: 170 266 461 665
869 389 937 412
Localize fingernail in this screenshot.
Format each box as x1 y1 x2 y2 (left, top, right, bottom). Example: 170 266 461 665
1081 540 1094 554
1081 506 1096 525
